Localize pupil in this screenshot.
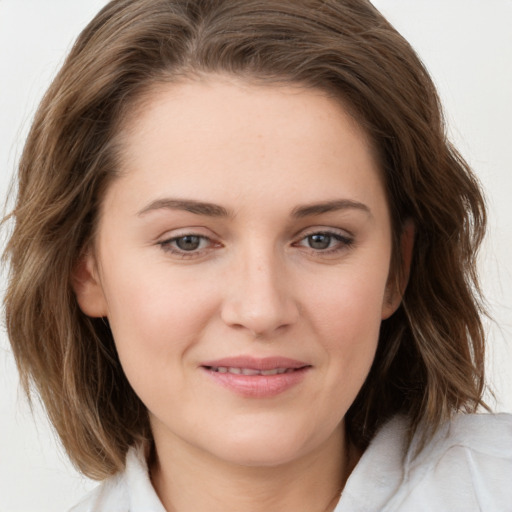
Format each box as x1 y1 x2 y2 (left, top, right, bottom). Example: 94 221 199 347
309 234 331 250
176 235 201 251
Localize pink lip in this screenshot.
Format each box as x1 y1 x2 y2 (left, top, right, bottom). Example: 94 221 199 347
200 356 311 398
201 356 308 371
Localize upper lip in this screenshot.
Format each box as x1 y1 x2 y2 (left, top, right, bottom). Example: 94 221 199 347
200 356 310 371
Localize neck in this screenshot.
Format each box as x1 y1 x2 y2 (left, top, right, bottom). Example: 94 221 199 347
150 424 358 512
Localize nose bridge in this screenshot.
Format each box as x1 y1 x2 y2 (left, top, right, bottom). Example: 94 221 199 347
221 239 298 337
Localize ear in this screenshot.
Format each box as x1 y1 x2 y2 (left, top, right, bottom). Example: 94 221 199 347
381 219 415 319
72 250 109 318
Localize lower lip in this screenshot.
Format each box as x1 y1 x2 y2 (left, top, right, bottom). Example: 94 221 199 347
201 367 310 398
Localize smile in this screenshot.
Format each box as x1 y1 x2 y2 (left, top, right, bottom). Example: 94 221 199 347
200 357 311 398
205 366 298 376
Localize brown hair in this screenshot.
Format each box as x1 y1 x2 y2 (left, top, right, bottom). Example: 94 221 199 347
3 0 487 479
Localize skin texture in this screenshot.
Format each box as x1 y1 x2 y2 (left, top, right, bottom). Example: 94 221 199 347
74 77 409 512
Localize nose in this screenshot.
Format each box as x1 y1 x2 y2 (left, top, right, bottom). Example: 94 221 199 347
220 248 299 338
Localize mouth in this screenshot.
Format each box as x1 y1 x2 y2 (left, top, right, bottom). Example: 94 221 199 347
200 357 311 397
200 356 310 374
204 366 303 376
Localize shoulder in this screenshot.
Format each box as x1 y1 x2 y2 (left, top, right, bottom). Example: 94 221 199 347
68 473 128 512
68 444 166 512
408 412 512 475
432 411 512 450
397 413 512 512
337 413 512 512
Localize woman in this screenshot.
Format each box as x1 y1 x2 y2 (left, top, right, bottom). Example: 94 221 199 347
3 1 511 511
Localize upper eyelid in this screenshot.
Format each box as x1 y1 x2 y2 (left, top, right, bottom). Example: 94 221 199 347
294 232 353 246
162 233 211 241
294 226 354 239
156 227 217 241
159 234 215 248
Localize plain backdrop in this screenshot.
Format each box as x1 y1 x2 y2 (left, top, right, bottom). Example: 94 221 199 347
1 1 511 510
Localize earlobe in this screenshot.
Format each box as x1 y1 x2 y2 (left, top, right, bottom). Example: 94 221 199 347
381 219 415 319
72 250 108 318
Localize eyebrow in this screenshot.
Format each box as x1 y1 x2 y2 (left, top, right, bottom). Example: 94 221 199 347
138 198 231 217
137 197 371 218
291 199 372 218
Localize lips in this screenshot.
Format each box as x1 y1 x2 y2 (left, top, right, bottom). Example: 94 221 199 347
201 356 309 372
200 356 311 398
208 367 296 376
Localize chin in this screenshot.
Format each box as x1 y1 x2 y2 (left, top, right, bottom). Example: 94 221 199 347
203 422 337 468
217 442 307 468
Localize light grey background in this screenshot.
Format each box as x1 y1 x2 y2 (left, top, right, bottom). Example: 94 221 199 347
1 1 511 510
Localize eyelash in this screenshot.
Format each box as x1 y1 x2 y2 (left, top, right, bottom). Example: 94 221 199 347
157 229 354 259
158 234 217 259
294 230 354 256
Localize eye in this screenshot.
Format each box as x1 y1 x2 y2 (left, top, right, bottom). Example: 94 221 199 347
295 230 354 253
174 235 203 251
158 233 217 257
306 233 336 250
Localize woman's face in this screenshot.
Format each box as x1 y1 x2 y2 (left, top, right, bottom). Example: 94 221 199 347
76 77 402 467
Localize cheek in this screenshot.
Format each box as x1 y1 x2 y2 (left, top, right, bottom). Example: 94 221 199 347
284 265 388 445
100 270 225 421
99 259 221 377
322 289 382 379
303 263 388 387
307 263 388 339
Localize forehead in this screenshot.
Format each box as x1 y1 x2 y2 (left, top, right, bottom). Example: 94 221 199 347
106 77 387 219
120 76 373 153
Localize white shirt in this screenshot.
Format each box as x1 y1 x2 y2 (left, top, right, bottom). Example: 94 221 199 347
70 413 512 512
